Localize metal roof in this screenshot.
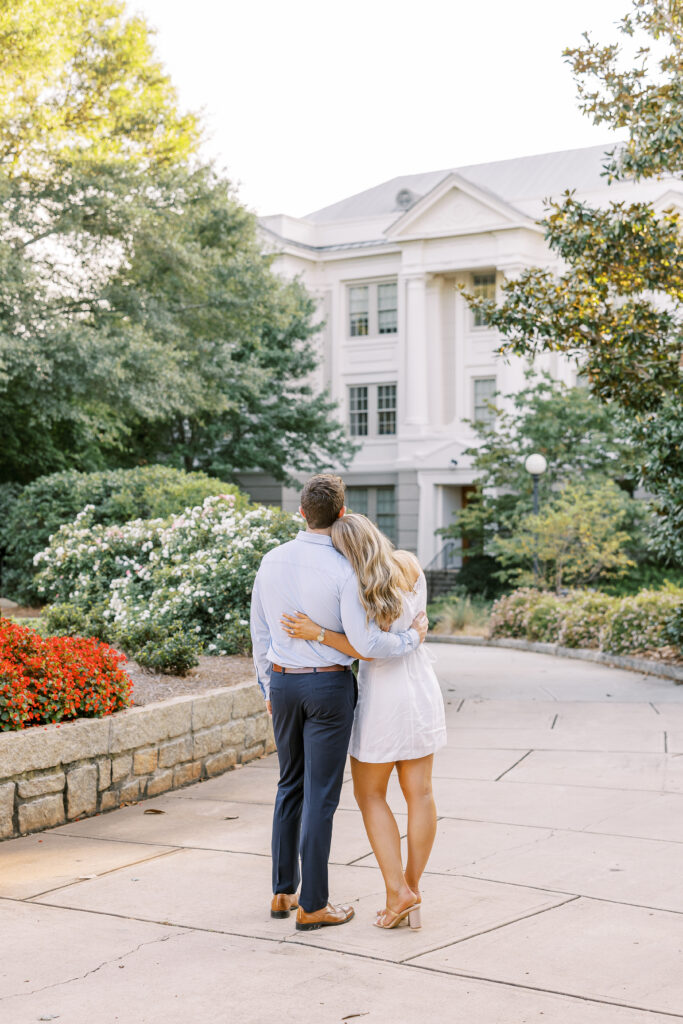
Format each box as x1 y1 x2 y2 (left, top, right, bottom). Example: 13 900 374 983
304 144 621 223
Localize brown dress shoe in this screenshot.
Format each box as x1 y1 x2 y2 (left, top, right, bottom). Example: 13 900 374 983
271 893 299 919
295 902 355 931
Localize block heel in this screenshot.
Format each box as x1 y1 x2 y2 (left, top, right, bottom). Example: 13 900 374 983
408 905 422 930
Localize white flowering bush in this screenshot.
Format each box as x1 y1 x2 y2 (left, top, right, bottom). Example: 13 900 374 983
490 586 683 658
601 587 683 655
35 495 300 670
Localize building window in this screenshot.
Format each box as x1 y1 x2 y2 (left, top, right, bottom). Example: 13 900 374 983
376 487 397 541
345 486 397 543
377 282 398 334
473 377 497 425
349 286 369 336
345 486 369 516
348 280 398 337
349 386 368 436
377 384 397 435
348 383 397 437
472 272 496 328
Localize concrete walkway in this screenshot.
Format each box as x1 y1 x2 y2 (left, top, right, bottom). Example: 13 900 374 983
3 645 683 1023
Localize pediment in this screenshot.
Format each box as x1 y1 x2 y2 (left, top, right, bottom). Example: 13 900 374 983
385 172 536 241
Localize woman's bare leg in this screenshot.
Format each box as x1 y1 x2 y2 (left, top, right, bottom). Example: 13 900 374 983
350 757 416 913
396 755 437 899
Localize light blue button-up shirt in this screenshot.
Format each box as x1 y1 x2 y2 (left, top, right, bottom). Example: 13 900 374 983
250 531 420 699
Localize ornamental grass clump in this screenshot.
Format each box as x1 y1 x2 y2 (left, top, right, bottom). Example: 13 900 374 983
35 495 300 671
0 618 132 731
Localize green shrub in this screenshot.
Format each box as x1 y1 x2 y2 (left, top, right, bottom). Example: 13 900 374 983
36 495 300 669
665 604 683 649
599 563 683 596
455 554 508 600
524 592 566 642
601 587 683 655
115 623 200 676
2 466 244 604
557 592 617 648
491 585 683 658
489 588 544 638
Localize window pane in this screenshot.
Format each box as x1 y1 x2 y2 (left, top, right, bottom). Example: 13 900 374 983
345 487 369 516
376 487 397 543
473 378 497 425
377 383 397 435
378 282 397 334
472 272 496 328
349 386 368 436
349 286 369 337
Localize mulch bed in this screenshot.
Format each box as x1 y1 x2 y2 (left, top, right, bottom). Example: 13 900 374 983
123 655 256 706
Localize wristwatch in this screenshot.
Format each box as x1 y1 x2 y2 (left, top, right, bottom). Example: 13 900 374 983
316 627 326 643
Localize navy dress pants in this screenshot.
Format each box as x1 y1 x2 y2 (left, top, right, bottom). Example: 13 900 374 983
270 667 356 913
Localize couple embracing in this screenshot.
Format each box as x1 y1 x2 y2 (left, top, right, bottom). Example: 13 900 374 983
250 474 446 932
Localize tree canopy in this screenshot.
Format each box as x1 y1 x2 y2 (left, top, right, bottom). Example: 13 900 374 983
0 0 354 486
463 0 683 564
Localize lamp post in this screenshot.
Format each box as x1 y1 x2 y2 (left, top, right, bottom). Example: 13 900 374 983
524 453 547 585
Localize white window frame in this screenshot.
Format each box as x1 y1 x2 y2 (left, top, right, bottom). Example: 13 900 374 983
347 382 398 438
345 485 397 543
347 279 398 339
471 271 497 330
472 376 497 425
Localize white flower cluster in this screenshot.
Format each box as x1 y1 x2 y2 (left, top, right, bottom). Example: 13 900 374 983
36 495 300 655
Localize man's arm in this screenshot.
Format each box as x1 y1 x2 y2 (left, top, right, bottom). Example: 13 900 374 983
339 575 425 659
250 572 272 701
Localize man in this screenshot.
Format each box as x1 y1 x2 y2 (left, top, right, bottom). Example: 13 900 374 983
250 473 428 931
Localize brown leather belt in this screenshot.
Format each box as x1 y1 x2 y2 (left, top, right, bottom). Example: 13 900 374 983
271 663 346 674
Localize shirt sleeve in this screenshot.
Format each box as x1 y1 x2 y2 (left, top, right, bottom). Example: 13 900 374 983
250 571 272 700
339 575 419 659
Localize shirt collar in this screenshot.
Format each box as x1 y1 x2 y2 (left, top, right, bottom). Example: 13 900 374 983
296 530 333 547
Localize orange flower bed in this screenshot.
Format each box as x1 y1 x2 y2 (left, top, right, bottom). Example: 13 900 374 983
0 619 132 731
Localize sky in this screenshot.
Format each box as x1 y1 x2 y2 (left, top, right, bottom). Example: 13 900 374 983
131 0 629 218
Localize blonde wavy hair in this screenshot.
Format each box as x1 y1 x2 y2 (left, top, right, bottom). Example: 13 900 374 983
331 513 420 628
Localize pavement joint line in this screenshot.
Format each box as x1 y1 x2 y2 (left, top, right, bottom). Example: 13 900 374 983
46 832 274 860
456 699 465 712
651 702 662 715
451 871 683 918
550 713 558 729
7 886 683 1020
485 777 683 796
18 847 182 902
424 812 683 846
397 894 579 963
405 963 683 1020
665 731 669 753
494 750 533 782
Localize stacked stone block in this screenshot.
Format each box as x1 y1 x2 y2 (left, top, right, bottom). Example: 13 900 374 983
0 680 274 840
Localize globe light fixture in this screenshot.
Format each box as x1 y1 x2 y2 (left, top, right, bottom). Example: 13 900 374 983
524 453 548 477
524 452 548 584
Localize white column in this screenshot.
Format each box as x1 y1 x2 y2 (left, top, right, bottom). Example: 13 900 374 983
401 273 429 431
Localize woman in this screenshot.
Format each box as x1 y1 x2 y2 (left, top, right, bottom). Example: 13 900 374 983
281 513 446 931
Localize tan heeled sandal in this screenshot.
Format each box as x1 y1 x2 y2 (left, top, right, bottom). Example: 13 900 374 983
374 902 422 930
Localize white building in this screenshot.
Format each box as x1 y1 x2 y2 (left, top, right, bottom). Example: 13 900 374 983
242 144 682 566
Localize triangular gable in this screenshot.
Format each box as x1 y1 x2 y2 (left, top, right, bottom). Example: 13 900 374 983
384 172 539 241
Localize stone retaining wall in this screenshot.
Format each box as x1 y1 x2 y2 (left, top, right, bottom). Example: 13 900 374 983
0 680 274 841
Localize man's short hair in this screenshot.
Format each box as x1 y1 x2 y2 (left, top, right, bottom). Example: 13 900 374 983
300 474 346 529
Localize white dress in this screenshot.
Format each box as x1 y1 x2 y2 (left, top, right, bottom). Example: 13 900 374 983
348 571 447 763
